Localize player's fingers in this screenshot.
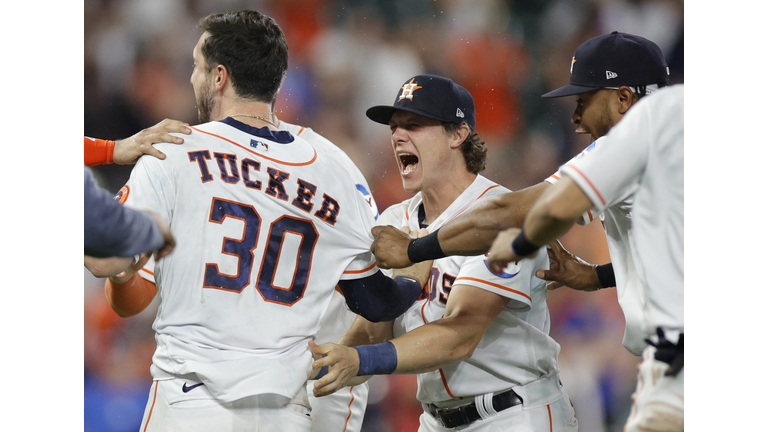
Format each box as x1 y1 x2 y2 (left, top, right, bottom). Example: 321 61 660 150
157 119 192 134
142 144 168 160
416 228 429 238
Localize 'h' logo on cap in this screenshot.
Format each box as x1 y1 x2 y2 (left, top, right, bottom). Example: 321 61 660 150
398 78 423 101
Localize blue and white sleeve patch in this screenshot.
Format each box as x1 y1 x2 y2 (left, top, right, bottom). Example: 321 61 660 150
356 184 379 220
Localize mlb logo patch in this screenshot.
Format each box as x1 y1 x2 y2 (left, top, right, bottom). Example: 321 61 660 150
250 139 269 151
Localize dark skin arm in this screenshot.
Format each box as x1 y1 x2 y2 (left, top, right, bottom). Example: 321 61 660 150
371 182 550 269
537 240 603 291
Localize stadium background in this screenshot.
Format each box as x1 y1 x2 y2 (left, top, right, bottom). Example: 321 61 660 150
83 0 684 430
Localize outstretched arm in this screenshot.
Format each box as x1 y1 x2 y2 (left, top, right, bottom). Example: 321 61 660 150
311 284 507 396
85 118 191 166
372 182 550 268
487 177 592 274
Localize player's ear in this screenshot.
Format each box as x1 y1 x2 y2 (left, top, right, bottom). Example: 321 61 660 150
616 86 636 115
213 65 229 91
449 124 470 149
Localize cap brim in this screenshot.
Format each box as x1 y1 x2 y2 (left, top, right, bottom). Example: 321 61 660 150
365 105 449 125
541 84 603 98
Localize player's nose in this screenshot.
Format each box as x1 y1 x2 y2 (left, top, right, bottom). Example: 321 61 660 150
571 109 581 125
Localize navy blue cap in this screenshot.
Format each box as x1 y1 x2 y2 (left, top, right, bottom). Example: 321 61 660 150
366 74 476 132
542 32 669 98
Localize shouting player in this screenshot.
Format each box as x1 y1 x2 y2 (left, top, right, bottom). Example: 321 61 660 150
310 75 579 431
86 10 430 431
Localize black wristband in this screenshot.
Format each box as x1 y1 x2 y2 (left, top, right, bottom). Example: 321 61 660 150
595 263 616 288
511 230 540 257
407 229 446 263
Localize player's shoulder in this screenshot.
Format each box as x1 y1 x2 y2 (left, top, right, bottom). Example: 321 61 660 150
377 200 411 227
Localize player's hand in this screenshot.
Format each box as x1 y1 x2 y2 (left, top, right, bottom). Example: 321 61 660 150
391 227 433 287
113 119 191 165
109 253 152 284
486 227 527 275
146 212 176 260
371 225 414 269
536 240 601 291
309 341 361 397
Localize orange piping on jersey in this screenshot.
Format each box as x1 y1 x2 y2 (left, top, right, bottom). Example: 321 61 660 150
143 381 159 432
190 126 318 166
343 262 377 275
587 210 594 222
549 174 561 181
297 127 306 136
454 277 532 302
405 209 410 220
547 404 553 432
443 185 501 225
564 163 606 206
438 368 458 398
343 386 355 431
140 267 154 276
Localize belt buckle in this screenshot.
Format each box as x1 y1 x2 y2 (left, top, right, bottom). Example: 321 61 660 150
436 404 471 429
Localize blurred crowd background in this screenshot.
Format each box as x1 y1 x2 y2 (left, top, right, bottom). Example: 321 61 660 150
84 0 684 430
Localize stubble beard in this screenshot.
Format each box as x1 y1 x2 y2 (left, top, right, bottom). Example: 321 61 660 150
196 84 214 123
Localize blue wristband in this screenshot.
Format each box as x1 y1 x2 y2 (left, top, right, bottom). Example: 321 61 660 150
354 342 398 376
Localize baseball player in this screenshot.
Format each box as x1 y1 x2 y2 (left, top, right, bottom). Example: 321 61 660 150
488 84 684 432
310 75 579 431
106 115 380 432
93 11 428 431
371 32 670 356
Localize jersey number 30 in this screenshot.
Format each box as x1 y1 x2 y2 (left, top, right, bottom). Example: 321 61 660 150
203 197 318 306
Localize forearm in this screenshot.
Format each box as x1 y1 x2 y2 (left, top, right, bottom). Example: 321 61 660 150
84 137 115 166
337 316 393 347
105 273 157 317
523 179 591 247
339 271 422 322
390 315 481 374
437 183 550 256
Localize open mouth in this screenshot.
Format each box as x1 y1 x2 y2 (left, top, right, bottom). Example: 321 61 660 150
398 152 419 174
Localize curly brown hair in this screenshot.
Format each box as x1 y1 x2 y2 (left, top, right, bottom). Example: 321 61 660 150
443 122 487 174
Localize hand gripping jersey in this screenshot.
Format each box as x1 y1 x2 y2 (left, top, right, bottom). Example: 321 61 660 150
121 117 378 403
388 175 561 403
561 85 684 342
546 137 647 355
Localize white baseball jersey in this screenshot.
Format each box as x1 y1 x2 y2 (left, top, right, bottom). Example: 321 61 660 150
278 120 374 432
121 117 379 404
561 85 684 341
388 175 561 403
546 138 647 355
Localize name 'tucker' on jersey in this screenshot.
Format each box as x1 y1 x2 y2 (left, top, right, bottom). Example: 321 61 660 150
121 118 378 403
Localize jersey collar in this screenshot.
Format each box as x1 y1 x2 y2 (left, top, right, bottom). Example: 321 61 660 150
219 117 295 144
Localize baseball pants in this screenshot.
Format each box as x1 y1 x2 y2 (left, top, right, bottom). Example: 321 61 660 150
307 381 368 432
139 374 312 432
623 345 684 432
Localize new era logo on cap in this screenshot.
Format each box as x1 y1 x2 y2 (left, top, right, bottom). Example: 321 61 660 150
606 71 618 79
366 74 476 132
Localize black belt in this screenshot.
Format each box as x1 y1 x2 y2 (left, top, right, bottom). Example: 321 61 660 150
424 389 523 428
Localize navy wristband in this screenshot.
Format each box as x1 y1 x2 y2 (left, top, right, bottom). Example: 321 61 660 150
354 341 398 376
407 229 446 263
511 230 540 257
595 263 616 288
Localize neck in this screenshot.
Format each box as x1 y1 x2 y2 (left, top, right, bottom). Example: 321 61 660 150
419 172 477 224
219 100 277 129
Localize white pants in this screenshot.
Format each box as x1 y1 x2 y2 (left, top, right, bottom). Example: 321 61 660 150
139 375 312 432
307 382 368 432
624 345 684 432
418 392 578 432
